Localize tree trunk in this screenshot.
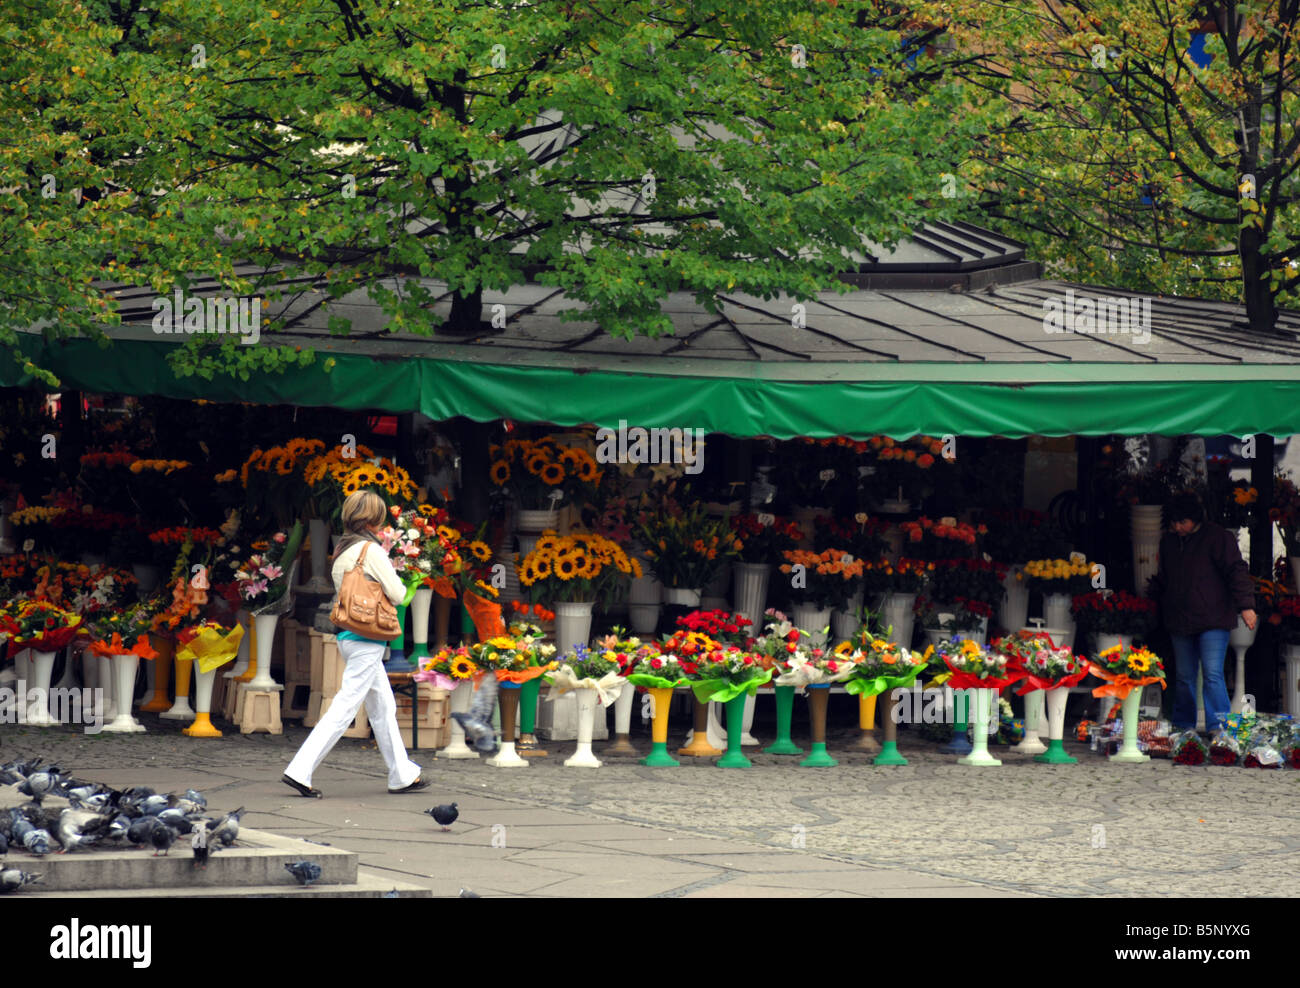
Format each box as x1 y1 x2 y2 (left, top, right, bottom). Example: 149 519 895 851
444 285 484 335
1238 223 1278 334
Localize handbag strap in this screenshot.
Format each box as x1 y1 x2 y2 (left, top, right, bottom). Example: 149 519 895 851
356 541 370 568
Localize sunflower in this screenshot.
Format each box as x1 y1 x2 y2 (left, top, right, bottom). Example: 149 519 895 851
555 556 578 581
468 541 491 562
418 503 437 518
540 462 565 486
1128 654 1151 673
437 525 460 544
559 448 584 471
525 454 549 477
519 561 537 586
342 477 361 496
450 656 477 679
533 555 553 580
489 460 511 485
571 551 595 579
574 454 599 484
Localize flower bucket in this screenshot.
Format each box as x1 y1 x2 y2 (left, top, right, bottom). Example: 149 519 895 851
790 605 831 651
731 562 771 625
553 601 595 653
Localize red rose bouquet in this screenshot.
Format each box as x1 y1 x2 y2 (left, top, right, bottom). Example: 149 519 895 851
675 609 752 648
1171 730 1208 766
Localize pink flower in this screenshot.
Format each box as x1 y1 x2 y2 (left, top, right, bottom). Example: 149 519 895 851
828 661 838 672
260 564 283 580
242 579 268 599
650 657 663 669
273 532 287 544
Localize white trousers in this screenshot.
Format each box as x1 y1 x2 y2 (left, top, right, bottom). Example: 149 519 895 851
285 637 421 790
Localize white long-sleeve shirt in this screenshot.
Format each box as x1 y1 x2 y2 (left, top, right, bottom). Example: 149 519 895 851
331 538 406 609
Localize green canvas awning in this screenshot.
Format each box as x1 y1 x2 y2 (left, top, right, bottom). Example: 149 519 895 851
7 271 1300 439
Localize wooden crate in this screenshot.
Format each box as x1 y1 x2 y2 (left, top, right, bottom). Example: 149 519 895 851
395 685 450 749
281 619 310 721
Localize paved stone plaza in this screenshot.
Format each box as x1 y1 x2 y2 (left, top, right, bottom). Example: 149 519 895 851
3 719 1297 898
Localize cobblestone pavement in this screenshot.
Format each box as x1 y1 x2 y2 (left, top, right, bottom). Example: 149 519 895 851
3 717 1298 897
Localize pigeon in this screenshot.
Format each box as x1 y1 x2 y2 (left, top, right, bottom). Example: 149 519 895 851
211 807 244 847
56 808 112 853
19 802 57 833
451 676 499 753
18 771 56 802
0 868 42 893
104 816 130 844
425 804 458 831
183 789 207 810
383 888 399 898
156 809 194 835
127 817 156 848
149 820 177 857
140 795 170 817
22 829 52 856
285 861 321 887
0 832 8 855
459 888 480 898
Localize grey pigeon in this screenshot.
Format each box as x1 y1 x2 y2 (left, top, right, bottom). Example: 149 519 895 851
383 888 399 898
425 804 458 831
104 816 130 843
285 861 321 886
156 809 194 834
149 821 177 857
451 676 499 753
0 832 7 855
211 807 244 847
459 888 480 898
127 818 156 847
141 795 170 816
56 808 112 853
183 789 207 810
0 868 41 893
18 771 56 801
22 829 52 856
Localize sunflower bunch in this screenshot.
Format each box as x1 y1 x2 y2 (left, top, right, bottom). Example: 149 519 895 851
488 436 602 510
517 530 642 607
1090 643 1166 682
925 636 1009 680
635 499 737 590
300 441 379 520
239 439 324 528
470 630 558 672
333 456 419 510
417 645 480 681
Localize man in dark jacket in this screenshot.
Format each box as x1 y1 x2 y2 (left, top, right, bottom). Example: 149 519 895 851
1147 493 1256 732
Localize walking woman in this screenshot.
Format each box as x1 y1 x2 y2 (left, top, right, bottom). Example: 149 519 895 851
1147 492 1256 733
282 490 429 797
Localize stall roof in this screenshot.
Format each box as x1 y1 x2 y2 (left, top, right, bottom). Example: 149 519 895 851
7 240 1300 439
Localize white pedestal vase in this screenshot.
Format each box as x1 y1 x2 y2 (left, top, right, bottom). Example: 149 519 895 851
300 518 334 593
999 565 1028 632
731 562 771 626
102 655 147 733
247 613 283 692
552 601 594 653
957 689 1002 766
880 592 916 651
160 652 197 721
1131 504 1163 596
1229 615 1257 713
26 650 58 726
1109 688 1150 763
96 655 119 722
224 612 251 682
486 684 529 768
606 681 638 755
1012 689 1048 754
1041 594 1075 645
563 690 603 768
441 679 479 759
790 604 832 652
53 644 78 690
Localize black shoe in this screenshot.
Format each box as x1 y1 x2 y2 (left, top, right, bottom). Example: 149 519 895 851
281 774 323 798
389 776 432 794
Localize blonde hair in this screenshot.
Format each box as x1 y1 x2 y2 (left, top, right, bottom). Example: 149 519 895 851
341 490 386 535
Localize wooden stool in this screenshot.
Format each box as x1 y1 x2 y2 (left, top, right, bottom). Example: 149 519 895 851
239 687 283 735
280 619 311 721
303 629 333 728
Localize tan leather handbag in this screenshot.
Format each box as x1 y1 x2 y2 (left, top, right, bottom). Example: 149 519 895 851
329 543 402 640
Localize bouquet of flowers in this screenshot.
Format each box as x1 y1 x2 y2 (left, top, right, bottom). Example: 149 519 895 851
471 622 558 683
1171 730 1208 766
0 599 84 651
593 628 658 675
862 435 948 505
624 644 687 690
517 530 641 607
897 516 987 561
992 630 1089 692
175 619 246 675
928 636 1024 690
488 436 602 510
1086 643 1167 701
779 549 865 610
546 642 629 706
87 605 159 660
771 638 859 688
746 610 804 670
415 645 482 690
675 609 753 648
1070 590 1158 636
1021 557 1097 597
730 513 803 564
843 632 930 697
679 642 773 704
378 505 436 602
1208 728 1242 766
233 522 305 614
635 497 737 590
239 439 325 529
812 512 888 561
859 557 929 596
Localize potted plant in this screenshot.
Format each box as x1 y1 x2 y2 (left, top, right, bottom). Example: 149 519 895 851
635 497 737 620
778 548 863 650
730 513 802 624
860 556 929 652
625 646 688 767
471 621 559 768
88 604 158 734
1086 643 1167 763
1021 556 1097 646
545 643 630 767
677 637 773 768
232 522 306 690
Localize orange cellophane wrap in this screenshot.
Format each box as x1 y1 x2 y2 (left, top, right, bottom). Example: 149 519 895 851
463 590 505 641
88 633 160 661
495 661 558 684
1086 661 1166 700
423 576 457 599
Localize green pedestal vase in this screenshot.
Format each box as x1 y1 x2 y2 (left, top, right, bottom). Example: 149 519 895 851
717 694 752 768
516 675 548 756
1034 686 1078 764
765 685 804 755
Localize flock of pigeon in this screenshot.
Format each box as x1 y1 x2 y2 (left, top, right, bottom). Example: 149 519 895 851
0 758 244 894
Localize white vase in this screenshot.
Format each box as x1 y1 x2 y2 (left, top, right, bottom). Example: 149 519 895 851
302 518 334 593
1012 689 1048 754
53 644 78 690
627 603 661 635
564 690 603 768
662 587 701 608
224 611 251 680
1042 593 1073 631
101 655 147 733
790 604 832 651
97 654 118 722
25 650 57 726
1229 615 1256 714
732 562 771 626
957 688 1002 766
553 601 595 653
1110 688 1150 763
1131 504 1163 596
613 678 636 736
516 508 558 532
880 592 916 650
628 572 662 604
80 650 98 693
832 608 860 643
441 679 479 759
1045 686 1070 741
999 565 1029 632
409 587 434 652
247 613 282 691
